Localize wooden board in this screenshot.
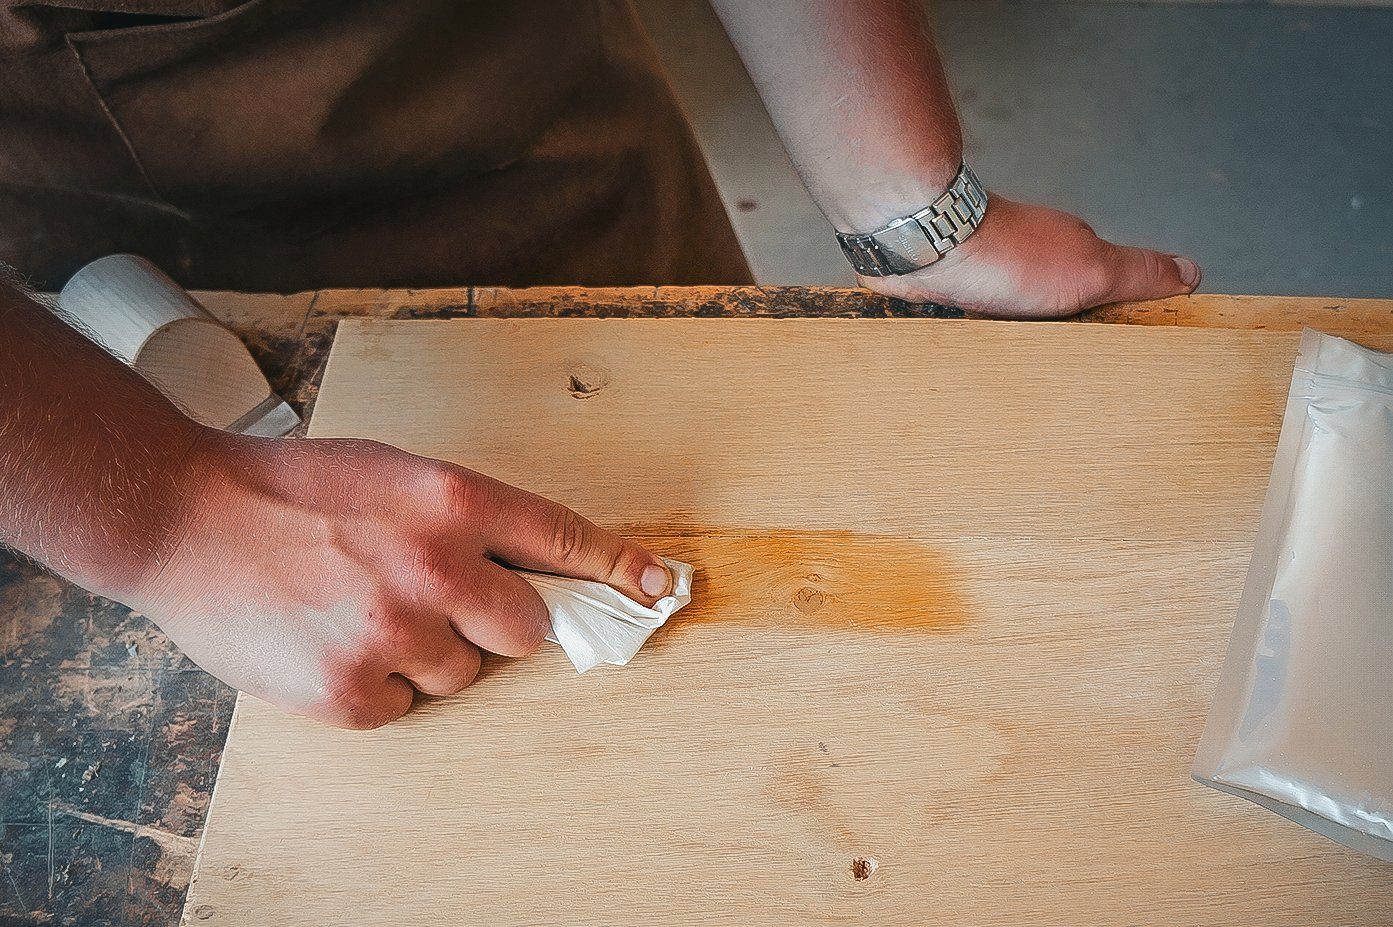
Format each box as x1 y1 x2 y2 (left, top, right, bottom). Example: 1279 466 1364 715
182 319 1393 926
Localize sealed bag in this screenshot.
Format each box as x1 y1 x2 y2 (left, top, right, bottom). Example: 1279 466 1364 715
1193 329 1392 861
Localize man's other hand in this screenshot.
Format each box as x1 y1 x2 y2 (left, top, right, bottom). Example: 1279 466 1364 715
861 197 1202 319
135 433 671 729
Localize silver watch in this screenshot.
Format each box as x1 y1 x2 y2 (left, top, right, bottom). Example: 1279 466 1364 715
835 162 988 277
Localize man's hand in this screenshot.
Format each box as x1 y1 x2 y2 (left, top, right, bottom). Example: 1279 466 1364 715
709 0 1199 319
1 280 667 731
859 197 1201 319
133 432 671 729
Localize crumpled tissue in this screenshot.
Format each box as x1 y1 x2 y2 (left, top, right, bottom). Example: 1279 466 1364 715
518 558 694 673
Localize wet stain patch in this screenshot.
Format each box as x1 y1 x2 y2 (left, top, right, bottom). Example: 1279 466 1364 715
622 528 969 633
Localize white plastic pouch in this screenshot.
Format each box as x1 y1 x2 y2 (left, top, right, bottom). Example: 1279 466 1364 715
1193 329 1392 862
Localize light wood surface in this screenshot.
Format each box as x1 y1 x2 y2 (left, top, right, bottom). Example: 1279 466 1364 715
182 318 1393 926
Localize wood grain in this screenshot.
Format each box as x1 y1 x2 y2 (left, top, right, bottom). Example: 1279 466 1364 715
177 287 1393 423
182 319 1393 926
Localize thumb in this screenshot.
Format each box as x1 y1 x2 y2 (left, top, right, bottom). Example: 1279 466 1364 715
1099 244 1200 305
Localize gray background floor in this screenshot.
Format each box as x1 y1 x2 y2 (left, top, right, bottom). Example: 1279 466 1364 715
634 0 1393 298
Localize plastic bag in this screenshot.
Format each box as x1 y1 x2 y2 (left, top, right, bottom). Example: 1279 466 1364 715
1193 329 1392 862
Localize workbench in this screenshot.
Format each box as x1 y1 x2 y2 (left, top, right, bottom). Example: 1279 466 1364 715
2 285 1391 925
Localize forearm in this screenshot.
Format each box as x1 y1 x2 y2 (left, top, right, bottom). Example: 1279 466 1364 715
0 278 205 598
709 0 962 231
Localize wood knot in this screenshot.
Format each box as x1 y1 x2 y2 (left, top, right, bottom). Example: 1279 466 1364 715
850 856 878 882
792 586 829 614
566 363 611 399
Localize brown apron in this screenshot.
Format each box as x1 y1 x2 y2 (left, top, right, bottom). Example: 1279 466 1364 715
0 0 751 291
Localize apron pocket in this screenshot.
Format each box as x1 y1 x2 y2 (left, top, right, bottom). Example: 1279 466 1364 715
67 0 601 220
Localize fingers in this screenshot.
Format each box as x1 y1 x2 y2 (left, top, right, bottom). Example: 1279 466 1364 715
318 608 483 730
437 559 552 658
317 672 416 731
476 479 671 603
1099 244 1201 305
392 618 483 697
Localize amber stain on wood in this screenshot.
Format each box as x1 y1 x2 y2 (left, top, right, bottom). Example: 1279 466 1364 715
623 528 969 634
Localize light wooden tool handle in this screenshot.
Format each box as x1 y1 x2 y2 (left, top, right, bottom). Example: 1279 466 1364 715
56 254 299 436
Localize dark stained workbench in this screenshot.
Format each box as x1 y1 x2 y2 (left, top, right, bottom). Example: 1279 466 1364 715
2 285 1391 926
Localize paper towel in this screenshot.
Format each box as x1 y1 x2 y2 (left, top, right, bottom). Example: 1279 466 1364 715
518 558 694 673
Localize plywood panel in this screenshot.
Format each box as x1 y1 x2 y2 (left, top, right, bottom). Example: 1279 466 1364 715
183 319 1393 926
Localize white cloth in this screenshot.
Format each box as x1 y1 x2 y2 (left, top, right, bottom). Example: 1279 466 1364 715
519 558 694 674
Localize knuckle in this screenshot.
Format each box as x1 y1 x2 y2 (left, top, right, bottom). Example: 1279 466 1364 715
1057 208 1096 238
319 668 409 731
363 596 414 646
516 613 550 654
321 659 371 703
320 676 381 730
401 542 458 601
443 653 483 694
548 506 589 566
353 438 396 458
602 543 626 582
1076 263 1115 307
482 605 548 658
1138 248 1169 284
420 466 484 516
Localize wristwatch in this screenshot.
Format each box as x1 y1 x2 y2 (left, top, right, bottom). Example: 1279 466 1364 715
835 162 988 277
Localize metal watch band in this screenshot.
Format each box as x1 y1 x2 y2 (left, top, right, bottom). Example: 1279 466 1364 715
835 162 988 277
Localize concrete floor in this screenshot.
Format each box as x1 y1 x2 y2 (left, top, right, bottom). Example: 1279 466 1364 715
636 0 1393 298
